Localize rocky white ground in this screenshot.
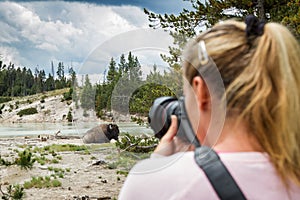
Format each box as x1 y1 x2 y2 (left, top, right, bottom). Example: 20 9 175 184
0 89 100 123
0 89 149 199
0 137 128 200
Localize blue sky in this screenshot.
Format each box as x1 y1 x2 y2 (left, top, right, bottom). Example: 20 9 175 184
0 0 192 79
67 0 192 14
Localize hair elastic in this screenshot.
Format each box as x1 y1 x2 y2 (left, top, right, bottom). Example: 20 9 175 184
245 15 266 37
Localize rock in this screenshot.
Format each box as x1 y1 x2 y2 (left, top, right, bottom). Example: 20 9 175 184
39 166 48 170
82 124 119 144
92 159 107 166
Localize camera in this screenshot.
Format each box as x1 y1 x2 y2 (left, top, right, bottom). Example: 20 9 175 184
148 96 201 147
148 96 181 139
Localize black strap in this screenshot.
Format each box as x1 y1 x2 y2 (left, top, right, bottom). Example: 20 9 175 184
194 146 247 200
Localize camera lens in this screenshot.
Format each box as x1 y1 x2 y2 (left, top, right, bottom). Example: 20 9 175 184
148 97 180 139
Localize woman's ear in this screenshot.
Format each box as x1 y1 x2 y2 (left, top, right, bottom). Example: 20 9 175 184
192 76 210 110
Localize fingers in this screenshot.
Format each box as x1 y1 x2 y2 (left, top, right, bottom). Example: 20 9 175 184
153 115 178 156
153 115 194 156
160 115 178 143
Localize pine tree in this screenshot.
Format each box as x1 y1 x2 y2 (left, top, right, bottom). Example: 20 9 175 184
80 74 95 110
111 52 143 114
107 58 118 84
45 73 55 91
56 62 66 89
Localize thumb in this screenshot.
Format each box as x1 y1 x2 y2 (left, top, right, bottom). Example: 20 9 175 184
161 115 178 142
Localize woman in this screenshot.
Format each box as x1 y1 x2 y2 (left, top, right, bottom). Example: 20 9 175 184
119 16 300 199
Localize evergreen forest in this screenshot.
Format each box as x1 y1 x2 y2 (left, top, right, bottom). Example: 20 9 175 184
1 0 299 119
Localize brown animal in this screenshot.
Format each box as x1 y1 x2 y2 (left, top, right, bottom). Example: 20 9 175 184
82 124 119 144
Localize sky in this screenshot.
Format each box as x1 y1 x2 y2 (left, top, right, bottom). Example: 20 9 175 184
0 0 193 80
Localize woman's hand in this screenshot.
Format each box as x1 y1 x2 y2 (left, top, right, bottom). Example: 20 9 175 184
154 115 194 156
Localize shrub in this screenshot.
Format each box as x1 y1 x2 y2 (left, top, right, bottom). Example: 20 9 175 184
0 155 13 166
67 110 73 122
40 97 45 103
116 133 158 153
0 97 12 104
15 150 36 170
131 116 145 126
17 108 38 117
0 184 25 200
62 87 73 101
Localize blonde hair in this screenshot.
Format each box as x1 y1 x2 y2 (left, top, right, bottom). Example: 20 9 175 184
184 20 300 187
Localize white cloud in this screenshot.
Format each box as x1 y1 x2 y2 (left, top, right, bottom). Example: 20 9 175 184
0 21 20 43
36 42 59 52
79 28 173 76
0 1 152 73
0 2 83 50
0 46 21 66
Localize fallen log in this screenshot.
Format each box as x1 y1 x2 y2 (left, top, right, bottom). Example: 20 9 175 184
54 135 81 140
54 130 81 139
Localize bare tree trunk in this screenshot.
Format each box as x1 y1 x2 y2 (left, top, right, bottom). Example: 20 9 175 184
257 0 266 20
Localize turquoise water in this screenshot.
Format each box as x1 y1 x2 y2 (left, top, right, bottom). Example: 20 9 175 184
0 122 154 137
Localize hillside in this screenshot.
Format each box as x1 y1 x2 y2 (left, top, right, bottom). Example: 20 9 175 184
0 89 99 123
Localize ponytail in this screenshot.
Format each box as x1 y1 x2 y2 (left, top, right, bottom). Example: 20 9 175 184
186 20 300 188
228 22 300 188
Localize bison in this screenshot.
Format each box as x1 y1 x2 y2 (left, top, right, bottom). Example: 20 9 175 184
82 123 119 144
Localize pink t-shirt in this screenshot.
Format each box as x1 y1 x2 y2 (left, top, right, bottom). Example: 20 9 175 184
119 151 300 199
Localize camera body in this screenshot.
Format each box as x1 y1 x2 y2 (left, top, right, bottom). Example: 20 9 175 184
148 96 181 139
148 96 200 147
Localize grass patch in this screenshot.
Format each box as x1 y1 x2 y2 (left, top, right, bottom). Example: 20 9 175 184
0 97 12 104
23 176 62 189
89 143 115 149
34 155 48 165
40 144 89 152
117 170 129 176
105 151 151 173
51 158 59 164
47 167 70 179
33 144 89 165
17 107 38 117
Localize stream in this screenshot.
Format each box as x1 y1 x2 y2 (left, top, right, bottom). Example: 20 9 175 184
0 122 154 138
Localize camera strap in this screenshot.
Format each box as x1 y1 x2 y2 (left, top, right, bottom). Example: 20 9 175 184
194 146 246 200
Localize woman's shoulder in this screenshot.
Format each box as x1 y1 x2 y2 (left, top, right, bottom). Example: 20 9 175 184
129 151 199 176
219 151 300 199
119 151 217 200
119 151 300 200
